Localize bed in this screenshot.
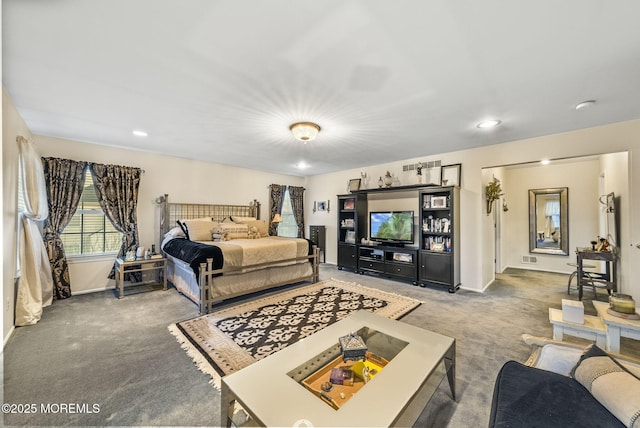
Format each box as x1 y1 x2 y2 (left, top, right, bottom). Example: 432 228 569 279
157 195 319 314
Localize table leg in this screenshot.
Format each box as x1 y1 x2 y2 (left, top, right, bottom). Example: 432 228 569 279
119 265 125 299
445 341 456 400
607 325 621 353
162 262 167 291
552 325 564 342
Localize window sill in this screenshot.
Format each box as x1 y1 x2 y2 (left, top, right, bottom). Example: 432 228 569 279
67 253 118 264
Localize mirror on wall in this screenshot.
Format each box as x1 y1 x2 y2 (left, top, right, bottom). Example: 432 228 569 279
529 187 569 255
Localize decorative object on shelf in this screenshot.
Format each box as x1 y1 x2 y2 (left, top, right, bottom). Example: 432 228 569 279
416 162 423 184
348 178 361 192
338 332 368 362
343 199 354 210
485 180 503 215
431 196 447 208
441 164 461 187
360 172 368 189
345 230 356 244
377 176 383 188
290 122 321 142
383 171 393 187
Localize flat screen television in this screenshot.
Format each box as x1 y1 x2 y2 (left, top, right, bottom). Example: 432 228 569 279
369 211 414 245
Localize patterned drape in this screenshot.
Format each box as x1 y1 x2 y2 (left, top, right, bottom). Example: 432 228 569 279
288 186 305 238
268 184 286 236
42 157 88 300
89 163 142 279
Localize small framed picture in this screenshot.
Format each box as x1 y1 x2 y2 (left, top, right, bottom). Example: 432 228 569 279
343 198 355 210
441 164 461 187
431 196 447 208
348 178 361 192
317 201 327 212
430 242 445 252
345 230 356 244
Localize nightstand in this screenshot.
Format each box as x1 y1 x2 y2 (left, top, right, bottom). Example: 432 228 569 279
114 257 167 299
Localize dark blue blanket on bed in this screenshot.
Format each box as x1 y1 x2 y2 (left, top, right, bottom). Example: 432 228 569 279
163 238 223 279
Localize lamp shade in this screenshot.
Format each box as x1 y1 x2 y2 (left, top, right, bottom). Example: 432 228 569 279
290 122 320 141
272 213 282 223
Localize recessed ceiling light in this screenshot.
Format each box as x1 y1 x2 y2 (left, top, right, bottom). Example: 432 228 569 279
296 162 309 169
541 159 550 165
477 120 501 129
575 100 596 110
132 130 148 137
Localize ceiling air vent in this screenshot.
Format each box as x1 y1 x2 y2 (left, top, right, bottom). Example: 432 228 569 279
521 255 538 264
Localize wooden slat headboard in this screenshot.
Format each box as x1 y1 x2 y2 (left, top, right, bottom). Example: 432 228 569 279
158 194 261 239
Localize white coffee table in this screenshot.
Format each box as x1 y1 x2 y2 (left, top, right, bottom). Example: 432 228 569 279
593 300 640 353
220 310 455 427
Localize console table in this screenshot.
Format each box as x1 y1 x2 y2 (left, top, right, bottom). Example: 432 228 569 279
576 250 616 301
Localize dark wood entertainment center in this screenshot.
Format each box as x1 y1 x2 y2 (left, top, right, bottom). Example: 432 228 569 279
337 184 460 292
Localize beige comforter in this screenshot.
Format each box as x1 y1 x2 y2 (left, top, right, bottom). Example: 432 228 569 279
196 236 309 274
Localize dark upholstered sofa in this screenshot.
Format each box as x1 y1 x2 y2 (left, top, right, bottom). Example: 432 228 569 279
489 336 640 428
489 361 624 427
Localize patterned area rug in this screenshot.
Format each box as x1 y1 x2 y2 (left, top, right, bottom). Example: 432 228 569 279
169 278 421 388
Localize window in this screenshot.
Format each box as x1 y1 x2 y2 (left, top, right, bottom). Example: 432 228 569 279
60 174 122 255
277 189 298 238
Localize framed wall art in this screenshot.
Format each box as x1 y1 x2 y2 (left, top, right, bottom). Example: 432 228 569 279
441 164 461 187
348 178 361 192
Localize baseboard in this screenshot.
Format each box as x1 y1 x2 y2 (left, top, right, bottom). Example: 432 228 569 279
503 265 572 275
72 285 115 296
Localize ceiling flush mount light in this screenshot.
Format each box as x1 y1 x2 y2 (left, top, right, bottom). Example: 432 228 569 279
290 122 321 142
132 129 148 137
477 119 501 129
575 100 596 110
541 159 550 165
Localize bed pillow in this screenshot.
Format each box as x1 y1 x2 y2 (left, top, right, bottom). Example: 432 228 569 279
164 226 186 239
231 216 257 223
232 218 269 237
571 344 640 427
217 223 250 240
182 219 216 241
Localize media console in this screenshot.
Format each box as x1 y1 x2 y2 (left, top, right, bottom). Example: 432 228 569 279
358 246 418 284
337 184 460 293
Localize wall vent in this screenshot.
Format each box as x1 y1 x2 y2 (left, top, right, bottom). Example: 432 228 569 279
402 160 441 172
521 255 538 264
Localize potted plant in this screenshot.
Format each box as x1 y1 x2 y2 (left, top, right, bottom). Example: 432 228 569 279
416 162 423 184
485 181 503 214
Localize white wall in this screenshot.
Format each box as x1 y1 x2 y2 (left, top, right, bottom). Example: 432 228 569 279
32 135 305 295
306 120 640 300
500 159 601 273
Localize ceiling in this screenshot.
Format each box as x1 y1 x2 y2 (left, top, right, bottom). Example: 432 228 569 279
3 1 640 177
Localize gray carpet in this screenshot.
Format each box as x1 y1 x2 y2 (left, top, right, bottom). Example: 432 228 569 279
2 266 635 427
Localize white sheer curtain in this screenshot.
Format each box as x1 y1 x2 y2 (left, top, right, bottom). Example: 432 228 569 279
15 136 53 326
544 200 560 238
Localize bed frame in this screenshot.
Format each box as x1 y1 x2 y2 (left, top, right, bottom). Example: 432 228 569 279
158 194 319 313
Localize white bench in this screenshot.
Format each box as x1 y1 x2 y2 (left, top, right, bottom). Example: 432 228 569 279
548 308 607 349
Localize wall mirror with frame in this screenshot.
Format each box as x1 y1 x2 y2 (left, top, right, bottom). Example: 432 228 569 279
529 187 569 255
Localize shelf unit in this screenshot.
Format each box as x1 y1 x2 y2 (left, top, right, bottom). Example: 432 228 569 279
419 187 460 292
309 225 326 263
337 194 367 271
